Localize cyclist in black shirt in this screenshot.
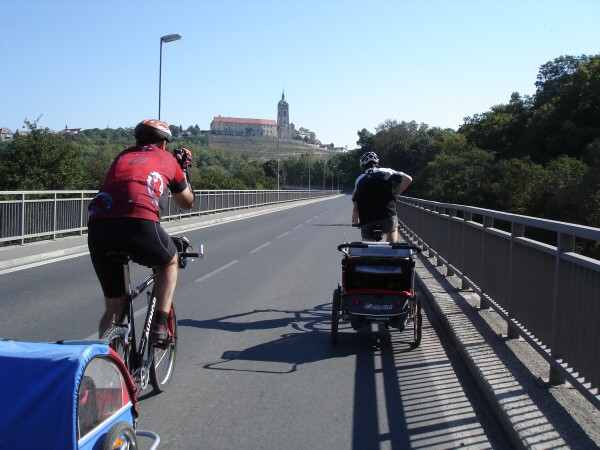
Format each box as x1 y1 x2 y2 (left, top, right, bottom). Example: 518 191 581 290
352 151 412 242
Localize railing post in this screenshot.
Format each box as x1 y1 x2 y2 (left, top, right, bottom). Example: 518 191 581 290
461 211 472 290
548 232 575 384
79 192 84 235
446 209 456 276
479 215 494 309
53 192 58 240
20 193 25 245
505 222 524 339
436 205 444 267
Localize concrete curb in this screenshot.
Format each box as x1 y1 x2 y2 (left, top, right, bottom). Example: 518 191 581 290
411 244 569 449
0 245 90 270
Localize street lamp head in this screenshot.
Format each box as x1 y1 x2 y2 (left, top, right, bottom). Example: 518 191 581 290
161 34 182 43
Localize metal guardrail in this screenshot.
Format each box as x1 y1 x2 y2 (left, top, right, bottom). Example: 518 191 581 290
397 196 600 410
0 189 340 245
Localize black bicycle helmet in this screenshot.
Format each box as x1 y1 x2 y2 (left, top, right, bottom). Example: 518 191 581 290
134 119 172 144
359 151 379 167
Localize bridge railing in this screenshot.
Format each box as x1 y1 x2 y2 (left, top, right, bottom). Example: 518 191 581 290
397 196 600 410
0 189 339 245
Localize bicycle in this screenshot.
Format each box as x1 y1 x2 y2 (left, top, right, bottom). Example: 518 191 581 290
101 236 203 393
352 222 386 242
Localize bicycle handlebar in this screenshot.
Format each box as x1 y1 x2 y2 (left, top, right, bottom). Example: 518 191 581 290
180 243 204 259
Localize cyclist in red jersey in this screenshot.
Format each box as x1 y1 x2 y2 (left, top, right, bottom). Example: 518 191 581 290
88 119 195 344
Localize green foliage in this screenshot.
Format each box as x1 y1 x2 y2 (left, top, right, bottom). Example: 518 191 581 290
420 134 495 206
365 120 451 189
356 128 374 149
0 120 83 190
488 157 550 215
460 92 532 160
195 166 246 189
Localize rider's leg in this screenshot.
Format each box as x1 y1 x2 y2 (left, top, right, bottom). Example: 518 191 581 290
99 296 124 337
153 252 179 313
150 253 178 345
387 228 399 243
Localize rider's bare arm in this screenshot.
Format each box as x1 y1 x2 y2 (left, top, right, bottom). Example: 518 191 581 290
173 187 194 210
352 202 360 225
393 173 413 197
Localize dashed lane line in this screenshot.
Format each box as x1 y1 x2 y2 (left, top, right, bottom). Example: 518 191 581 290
249 242 271 254
194 260 238 283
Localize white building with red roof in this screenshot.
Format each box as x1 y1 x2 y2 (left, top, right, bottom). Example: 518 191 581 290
210 91 298 140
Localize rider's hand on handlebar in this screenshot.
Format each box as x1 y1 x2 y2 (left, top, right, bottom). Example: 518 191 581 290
173 148 192 170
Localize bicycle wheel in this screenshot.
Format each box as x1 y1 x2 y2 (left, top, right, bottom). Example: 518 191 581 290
331 286 341 343
150 303 177 392
102 326 132 371
411 294 422 348
100 421 138 450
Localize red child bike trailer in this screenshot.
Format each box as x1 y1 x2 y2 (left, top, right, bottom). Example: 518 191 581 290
332 241 423 346
0 340 159 449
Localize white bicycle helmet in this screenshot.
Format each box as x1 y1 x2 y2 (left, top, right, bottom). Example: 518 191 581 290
359 151 379 167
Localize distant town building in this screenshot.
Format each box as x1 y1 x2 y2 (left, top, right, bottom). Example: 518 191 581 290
1 127 13 141
210 91 299 140
58 126 82 136
277 91 294 139
210 117 277 137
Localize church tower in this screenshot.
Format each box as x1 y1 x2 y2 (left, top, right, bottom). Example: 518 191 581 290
277 91 290 139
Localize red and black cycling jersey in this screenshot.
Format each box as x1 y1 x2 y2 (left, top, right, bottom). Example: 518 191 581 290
88 145 188 223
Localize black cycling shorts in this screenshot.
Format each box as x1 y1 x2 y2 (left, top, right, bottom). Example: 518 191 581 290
88 218 177 298
360 216 398 240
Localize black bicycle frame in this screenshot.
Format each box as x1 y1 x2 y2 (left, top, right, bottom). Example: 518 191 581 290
118 262 157 373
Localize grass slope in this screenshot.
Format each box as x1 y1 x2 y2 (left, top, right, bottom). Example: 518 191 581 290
208 135 337 159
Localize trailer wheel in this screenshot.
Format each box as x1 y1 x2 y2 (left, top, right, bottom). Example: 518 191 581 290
411 294 422 348
101 421 138 450
331 286 341 343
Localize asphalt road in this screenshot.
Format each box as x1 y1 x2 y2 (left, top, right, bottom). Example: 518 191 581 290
1 197 511 449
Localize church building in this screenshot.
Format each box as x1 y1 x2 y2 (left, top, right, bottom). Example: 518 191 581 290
210 91 297 139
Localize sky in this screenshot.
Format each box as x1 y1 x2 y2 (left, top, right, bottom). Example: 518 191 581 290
2 1 599 150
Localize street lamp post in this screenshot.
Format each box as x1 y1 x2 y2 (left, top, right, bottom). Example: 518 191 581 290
276 125 280 191
331 166 335 190
159 34 182 120
308 151 311 198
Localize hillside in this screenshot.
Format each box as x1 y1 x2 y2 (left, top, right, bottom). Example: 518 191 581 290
207 135 338 160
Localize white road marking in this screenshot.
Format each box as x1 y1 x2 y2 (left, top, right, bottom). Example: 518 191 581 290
0 252 89 275
194 260 238 283
249 242 270 254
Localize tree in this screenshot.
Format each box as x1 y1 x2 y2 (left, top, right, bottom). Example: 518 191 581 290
356 128 374 149
460 92 532 160
527 56 600 160
488 157 550 215
419 134 494 206
0 120 83 190
369 120 447 177
195 166 245 189
533 55 591 108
